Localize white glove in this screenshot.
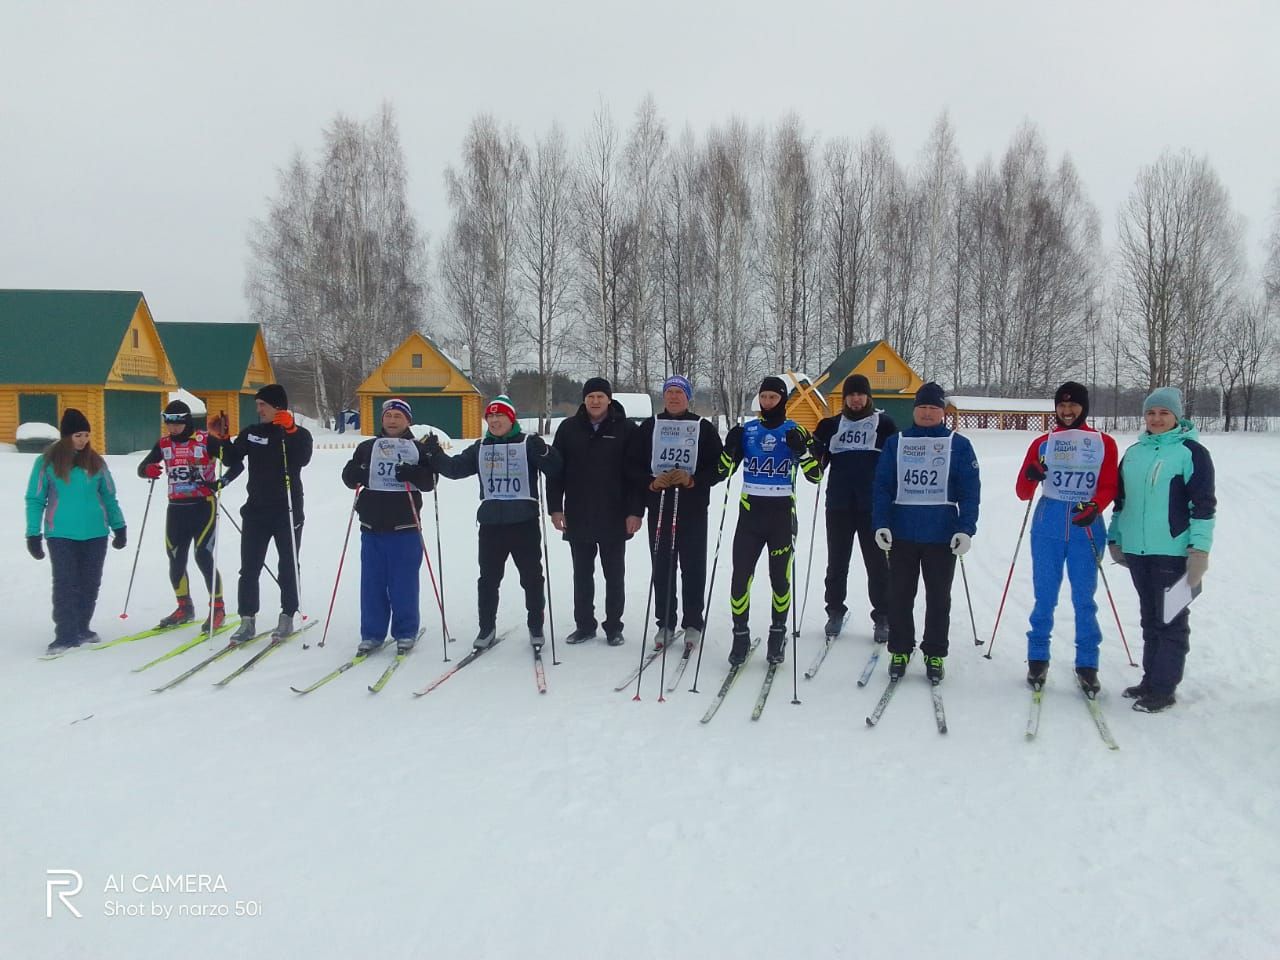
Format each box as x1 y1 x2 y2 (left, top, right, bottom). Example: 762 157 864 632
950 532 971 556
875 528 893 552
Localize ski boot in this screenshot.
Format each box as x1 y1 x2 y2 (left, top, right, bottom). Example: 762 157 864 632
473 628 496 650
228 616 256 644
1132 693 1176 713
682 627 702 652
766 624 787 665
357 637 384 655
728 625 751 666
1075 666 1100 696
872 616 890 645
823 612 845 638
200 600 226 634
565 627 597 645
272 612 294 640
924 655 946 684
1027 660 1048 689
529 627 545 650
158 596 195 628
887 651 911 680
606 630 625 647
395 634 418 654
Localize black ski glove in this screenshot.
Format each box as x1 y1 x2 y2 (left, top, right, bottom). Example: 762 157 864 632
26 535 44 560
111 527 127 550
1024 460 1047 483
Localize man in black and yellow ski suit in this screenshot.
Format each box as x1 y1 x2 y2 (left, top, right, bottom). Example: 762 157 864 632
719 376 822 665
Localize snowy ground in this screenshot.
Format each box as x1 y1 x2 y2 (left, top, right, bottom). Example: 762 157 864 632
3 430 1278 959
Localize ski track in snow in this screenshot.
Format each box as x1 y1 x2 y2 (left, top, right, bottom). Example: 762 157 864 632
3 432 1278 959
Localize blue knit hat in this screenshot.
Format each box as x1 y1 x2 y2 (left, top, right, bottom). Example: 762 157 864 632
662 375 693 402
1143 386 1184 420
381 398 413 421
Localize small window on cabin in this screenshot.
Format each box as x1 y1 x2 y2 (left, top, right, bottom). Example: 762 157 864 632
132 329 140 349
411 354 423 368
876 359 885 373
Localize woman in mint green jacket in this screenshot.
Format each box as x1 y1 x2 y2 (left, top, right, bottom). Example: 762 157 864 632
25 409 127 653
1106 387 1215 713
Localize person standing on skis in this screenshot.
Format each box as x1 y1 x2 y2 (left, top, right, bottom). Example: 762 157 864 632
136 399 229 633
214 384 313 642
1015 382 1119 694
341 398 436 657
719 376 822 666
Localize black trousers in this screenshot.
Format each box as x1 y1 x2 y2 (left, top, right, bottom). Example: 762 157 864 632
47 536 108 644
165 499 222 601
1126 553 1191 696
478 519 545 632
824 508 889 624
729 500 794 628
887 539 956 657
647 491 709 631
569 538 626 635
239 507 303 616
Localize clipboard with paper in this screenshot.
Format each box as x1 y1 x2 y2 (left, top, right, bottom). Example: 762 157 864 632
1162 574 1202 624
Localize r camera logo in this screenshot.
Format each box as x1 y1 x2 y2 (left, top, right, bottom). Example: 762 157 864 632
46 869 83 918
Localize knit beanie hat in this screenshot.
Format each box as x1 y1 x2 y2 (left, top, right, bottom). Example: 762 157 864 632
485 395 517 423
381 398 413 420
759 375 790 400
60 408 91 437
255 383 288 411
582 377 613 399
1143 386 1184 420
662 375 693 402
914 382 946 408
1053 381 1090 426
843 374 872 397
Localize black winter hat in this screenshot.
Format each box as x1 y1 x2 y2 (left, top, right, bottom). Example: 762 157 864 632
759 376 790 400
843 374 872 397
255 383 289 411
60 408 91 437
582 377 613 399
914 382 946 409
163 399 194 426
1054 381 1089 425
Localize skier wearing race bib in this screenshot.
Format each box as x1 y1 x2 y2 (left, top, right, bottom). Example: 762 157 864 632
872 382 980 684
135 399 229 633
624 375 725 652
812 374 897 642
341 398 438 656
425 395 562 651
547 378 644 648
719 376 823 666
1015 382 1119 694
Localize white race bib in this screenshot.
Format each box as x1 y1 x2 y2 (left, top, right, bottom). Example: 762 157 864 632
478 439 533 501
651 420 701 476
895 435 953 506
1042 429 1103 503
828 413 880 454
369 437 421 492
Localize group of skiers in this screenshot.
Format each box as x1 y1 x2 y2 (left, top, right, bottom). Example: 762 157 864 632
23 372 1216 714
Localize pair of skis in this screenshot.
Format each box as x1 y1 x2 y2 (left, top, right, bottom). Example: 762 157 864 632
289 629 426 695
1026 681 1119 750
806 622 884 688
613 630 686 694
37 618 227 662
864 675 948 734
410 631 548 697
699 638 789 723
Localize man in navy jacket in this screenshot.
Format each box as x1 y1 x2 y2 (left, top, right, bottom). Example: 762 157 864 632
872 382 980 684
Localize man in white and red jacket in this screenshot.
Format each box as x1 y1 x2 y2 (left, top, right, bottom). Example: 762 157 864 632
1015 382 1118 694
136 399 229 631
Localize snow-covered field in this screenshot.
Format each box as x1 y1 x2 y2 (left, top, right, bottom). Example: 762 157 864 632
4 429 1278 959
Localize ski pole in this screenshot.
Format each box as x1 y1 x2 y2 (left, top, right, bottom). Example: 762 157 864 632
632 487 667 701
959 555 981 646
280 432 306 624
984 495 1034 659
405 482 450 660
119 478 156 619
206 436 225 627
1084 524 1137 667
432 474 451 642
217 501 280 588
656 486 681 702
690 465 735 693
313 487 359 649
536 479 559 666
796 469 824 636
791 463 809 706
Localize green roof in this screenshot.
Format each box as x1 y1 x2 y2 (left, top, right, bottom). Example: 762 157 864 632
819 341 881 390
158 322 263 392
0 290 143 385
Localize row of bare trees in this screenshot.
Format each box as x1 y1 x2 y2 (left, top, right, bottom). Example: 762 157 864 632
244 100 1278 429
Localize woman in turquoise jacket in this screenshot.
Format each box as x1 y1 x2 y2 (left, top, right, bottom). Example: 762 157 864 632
1107 387 1215 713
25 409 127 653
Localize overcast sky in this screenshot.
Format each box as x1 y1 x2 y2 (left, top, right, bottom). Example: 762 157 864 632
2 0 1276 328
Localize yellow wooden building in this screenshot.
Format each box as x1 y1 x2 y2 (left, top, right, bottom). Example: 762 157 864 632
786 340 924 432
0 290 179 453
157 322 275 436
356 332 482 439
